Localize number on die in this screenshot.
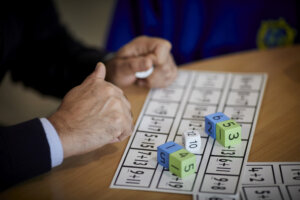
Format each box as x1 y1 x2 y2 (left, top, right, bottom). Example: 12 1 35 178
157 141 196 178
205 112 241 147
182 130 201 154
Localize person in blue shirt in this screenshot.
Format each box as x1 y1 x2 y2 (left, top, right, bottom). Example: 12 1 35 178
106 0 299 65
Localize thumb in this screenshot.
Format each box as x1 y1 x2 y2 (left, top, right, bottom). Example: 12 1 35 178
94 62 106 79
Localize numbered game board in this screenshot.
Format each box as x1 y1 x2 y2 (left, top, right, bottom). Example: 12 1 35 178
110 70 267 199
194 162 300 200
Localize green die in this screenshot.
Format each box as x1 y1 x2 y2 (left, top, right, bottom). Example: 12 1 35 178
216 119 241 147
169 149 196 178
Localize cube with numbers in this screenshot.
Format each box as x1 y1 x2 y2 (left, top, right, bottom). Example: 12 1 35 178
157 141 183 169
182 130 201 154
216 119 241 147
169 149 196 178
205 112 230 139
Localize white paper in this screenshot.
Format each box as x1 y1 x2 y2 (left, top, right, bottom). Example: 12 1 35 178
194 162 300 200
110 70 268 197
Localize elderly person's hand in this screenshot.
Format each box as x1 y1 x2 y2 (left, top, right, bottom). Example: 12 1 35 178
106 36 177 88
49 63 133 158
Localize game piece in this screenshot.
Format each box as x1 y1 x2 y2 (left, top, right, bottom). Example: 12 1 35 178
216 119 241 147
135 66 154 78
182 130 201 154
157 141 183 169
169 149 196 178
205 112 230 139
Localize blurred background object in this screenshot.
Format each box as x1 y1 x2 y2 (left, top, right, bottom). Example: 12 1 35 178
0 0 116 125
106 0 299 65
1 0 299 126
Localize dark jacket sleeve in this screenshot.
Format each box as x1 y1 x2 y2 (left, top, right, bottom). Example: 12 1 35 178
0 118 51 191
2 0 109 98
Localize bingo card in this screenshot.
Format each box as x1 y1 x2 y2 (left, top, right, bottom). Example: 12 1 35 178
110 70 267 198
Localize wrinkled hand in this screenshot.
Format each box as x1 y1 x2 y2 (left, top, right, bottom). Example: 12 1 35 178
48 63 133 158
106 36 177 88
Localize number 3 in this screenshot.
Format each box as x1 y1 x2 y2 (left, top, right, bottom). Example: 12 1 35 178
229 132 239 140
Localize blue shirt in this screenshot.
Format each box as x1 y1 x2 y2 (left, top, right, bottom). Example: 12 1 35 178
106 0 299 64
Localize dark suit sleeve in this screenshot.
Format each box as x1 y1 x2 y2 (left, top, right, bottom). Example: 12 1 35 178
0 118 51 191
4 0 109 98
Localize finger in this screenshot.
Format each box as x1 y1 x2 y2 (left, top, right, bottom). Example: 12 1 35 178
117 36 171 61
125 55 154 73
94 62 106 79
82 62 107 84
116 36 150 57
153 40 172 65
145 61 177 88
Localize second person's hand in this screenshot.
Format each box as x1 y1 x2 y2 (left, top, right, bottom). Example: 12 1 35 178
106 36 178 88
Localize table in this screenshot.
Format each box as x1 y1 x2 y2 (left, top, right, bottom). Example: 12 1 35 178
1 46 300 200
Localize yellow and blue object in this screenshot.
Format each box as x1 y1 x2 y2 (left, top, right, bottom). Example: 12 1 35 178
205 112 230 139
205 112 241 147
157 141 183 169
157 141 196 178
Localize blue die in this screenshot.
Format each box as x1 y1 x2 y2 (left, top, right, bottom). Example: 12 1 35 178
205 112 230 139
157 141 183 169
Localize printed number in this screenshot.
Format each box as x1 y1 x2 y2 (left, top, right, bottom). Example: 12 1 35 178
211 186 226 190
223 122 235 127
160 152 166 164
144 133 158 138
208 122 213 135
184 164 194 172
212 115 222 120
221 150 235 155
250 178 264 182
133 161 147 166
140 143 154 148
255 190 270 194
168 182 183 188
138 151 152 155
218 158 233 163
248 167 262 172
189 141 198 148
213 177 228 182
292 169 300 180
187 132 196 136
129 170 144 175
228 132 239 140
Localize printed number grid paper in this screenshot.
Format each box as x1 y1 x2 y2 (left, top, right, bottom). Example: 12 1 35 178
194 162 300 200
110 70 268 198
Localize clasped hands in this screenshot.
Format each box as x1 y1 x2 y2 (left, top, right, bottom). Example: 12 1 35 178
49 36 177 158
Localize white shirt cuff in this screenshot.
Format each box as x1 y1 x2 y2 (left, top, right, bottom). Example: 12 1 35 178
40 118 64 167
